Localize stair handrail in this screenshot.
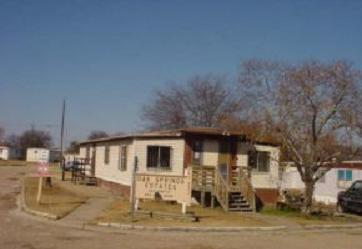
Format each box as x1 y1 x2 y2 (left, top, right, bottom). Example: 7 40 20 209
214 167 230 211
238 168 256 212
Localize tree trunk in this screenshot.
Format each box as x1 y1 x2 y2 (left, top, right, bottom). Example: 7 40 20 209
302 181 315 215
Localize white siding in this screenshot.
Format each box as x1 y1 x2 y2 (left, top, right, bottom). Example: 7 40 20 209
93 141 134 186
26 148 50 163
79 138 185 187
79 147 86 158
236 143 249 167
250 145 280 189
202 139 218 166
282 166 362 204
0 147 9 160
134 138 185 176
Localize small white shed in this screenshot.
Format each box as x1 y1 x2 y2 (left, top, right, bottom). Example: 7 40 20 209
26 148 50 163
0 146 10 160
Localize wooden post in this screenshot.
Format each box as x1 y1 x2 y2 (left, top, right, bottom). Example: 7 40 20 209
211 195 215 208
36 177 43 204
201 191 206 207
130 156 138 222
181 202 187 214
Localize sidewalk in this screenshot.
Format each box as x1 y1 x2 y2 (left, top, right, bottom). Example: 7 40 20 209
60 196 114 228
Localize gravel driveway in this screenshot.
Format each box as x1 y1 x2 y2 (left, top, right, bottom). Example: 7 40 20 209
1 165 362 249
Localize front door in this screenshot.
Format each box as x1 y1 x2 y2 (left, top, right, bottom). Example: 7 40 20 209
218 139 230 180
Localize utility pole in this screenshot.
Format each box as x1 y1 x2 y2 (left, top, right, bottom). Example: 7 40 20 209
130 156 138 222
60 99 66 181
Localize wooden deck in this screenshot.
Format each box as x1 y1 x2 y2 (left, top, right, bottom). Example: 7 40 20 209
191 164 256 212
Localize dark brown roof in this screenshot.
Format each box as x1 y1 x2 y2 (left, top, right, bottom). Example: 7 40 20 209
79 127 246 145
333 161 362 170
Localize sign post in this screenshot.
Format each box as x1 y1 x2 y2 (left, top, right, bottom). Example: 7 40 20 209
36 176 43 204
130 156 138 222
34 163 50 204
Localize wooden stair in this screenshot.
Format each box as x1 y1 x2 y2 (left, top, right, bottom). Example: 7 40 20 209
228 192 253 212
191 165 256 212
83 175 97 186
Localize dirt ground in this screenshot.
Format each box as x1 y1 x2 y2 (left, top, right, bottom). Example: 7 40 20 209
1 164 362 249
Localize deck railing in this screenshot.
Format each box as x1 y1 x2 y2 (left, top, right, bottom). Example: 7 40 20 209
191 165 215 192
239 169 256 212
191 164 256 212
214 168 229 211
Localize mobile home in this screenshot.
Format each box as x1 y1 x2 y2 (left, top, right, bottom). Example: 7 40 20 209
79 128 280 211
26 148 50 163
0 146 10 160
281 161 362 204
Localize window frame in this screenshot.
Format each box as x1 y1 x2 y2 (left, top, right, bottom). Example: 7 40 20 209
146 145 172 170
337 169 353 182
104 145 110 165
119 145 127 171
85 146 90 159
249 151 271 173
192 140 203 165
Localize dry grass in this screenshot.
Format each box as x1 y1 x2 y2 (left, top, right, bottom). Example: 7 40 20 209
96 199 361 227
260 207 360 225
95 199 269 227
0 160 58 168
0 160 28 167
24 177 88 218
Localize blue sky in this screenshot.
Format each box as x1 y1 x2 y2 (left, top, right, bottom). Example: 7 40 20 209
0 0 362 146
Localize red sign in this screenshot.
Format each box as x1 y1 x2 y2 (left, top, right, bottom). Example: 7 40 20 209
31 163 51 177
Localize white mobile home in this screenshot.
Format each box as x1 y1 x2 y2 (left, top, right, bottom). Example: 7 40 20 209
281 161 362 204
26 148 50 163
79 128 280 211
0 146 10 160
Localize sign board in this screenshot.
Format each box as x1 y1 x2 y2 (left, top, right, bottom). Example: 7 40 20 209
135 173 192 205
31 163 51 178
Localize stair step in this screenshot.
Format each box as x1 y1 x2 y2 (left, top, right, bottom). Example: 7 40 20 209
228 207 253 212
229 203 250 208
229 199 248 204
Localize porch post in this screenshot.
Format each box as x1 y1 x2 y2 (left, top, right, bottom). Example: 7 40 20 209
211 195 215 208
201 191 206 207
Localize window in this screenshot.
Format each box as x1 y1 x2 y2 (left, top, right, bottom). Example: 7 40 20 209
85 147 90 159
192 140 202 165
249 151 270 172
337 169 353 181
104 145 110 164
337 169 353 188
317 168 328 183
351 181 362 192
147 146 172 169
119 145 127 171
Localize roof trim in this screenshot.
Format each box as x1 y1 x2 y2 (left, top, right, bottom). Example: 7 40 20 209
79 127 247 145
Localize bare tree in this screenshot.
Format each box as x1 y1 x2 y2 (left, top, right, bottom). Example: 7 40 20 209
18 129 52 149
66 140 80 154
4 134 20 148
88 130 109 140
240 59 362 215
142 75 241 130
6 129 53 158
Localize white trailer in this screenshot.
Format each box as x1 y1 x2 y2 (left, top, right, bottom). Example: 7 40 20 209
0 146 10 160
26 148 50 163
